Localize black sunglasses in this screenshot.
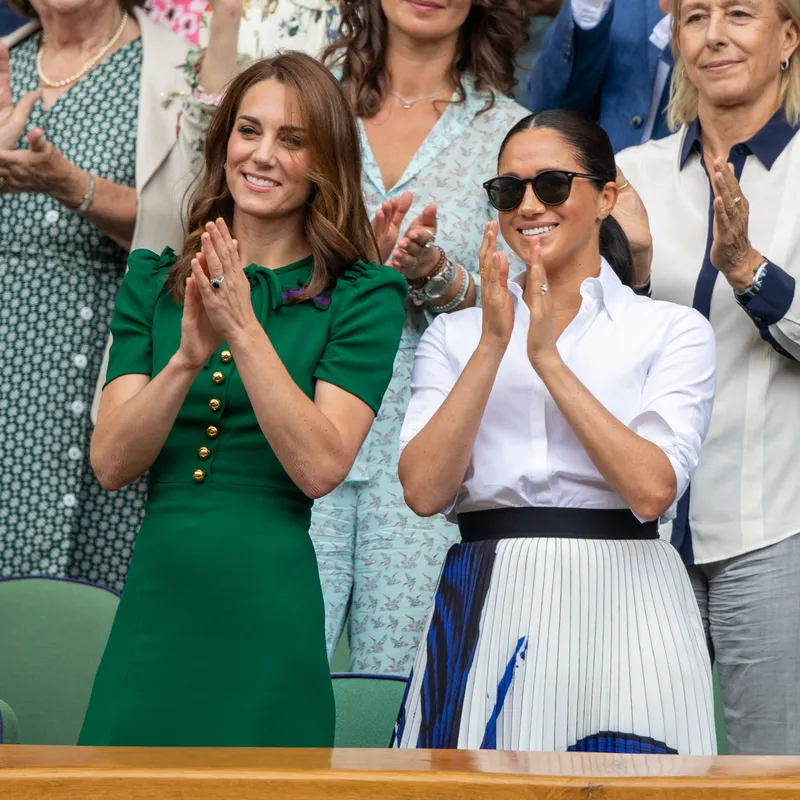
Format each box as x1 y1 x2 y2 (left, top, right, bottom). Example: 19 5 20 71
483 170 607 211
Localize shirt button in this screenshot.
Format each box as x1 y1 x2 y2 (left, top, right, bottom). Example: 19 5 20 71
70 400 86 415
198 446 211 459
79 307 94 321
73 354 88 369
220 350 233 363
63 493 77 508
209 398 221 412
631 114 644 128
206 425 219 438
45 209 60 224
212 371 224 385
68 446 82 461
193 469 206 482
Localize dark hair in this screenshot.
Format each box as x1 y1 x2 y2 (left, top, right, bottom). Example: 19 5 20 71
322 0 530 119
8 0 143 19
498 110 634 287
170 53 379 301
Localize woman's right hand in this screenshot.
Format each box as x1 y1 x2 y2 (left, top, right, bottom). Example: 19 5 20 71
479 221 514 351
372 192 413 264
612 167 653 285
0 43 40 151
176 260 224 371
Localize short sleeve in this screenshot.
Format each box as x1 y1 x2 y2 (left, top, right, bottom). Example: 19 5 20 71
314 262 407 414
105 248 174 386
627 307 717 521
399 314 457 454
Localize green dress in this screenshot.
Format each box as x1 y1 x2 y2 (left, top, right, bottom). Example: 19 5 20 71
78 247 406 747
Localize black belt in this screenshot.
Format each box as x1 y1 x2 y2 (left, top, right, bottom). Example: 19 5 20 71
457 507 658 542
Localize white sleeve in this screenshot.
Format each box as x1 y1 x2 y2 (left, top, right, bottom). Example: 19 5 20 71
572 0 614 31
627 308 717 521
398 315 458 456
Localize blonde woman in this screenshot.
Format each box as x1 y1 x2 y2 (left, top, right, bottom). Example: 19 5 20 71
615 0 800 755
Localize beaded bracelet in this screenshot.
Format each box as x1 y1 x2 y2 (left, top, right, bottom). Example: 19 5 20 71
407 246 447 290
76 173 97 217
429 265 471 314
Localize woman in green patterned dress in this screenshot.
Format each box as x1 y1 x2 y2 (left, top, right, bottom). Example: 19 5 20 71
78 53 406 746
0 0 236 589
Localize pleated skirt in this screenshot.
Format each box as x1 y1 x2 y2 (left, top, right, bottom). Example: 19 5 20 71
393 537 716 754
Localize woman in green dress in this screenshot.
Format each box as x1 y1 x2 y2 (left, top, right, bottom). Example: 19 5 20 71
78 52 406 747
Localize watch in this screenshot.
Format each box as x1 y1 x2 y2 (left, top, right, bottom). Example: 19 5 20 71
407 248 457 307
735 260 768 303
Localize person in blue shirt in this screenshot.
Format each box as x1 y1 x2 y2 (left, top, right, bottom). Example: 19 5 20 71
527 0 673 152
0 1 25 37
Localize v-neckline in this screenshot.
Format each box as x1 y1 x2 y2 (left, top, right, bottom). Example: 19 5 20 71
358 86 478 196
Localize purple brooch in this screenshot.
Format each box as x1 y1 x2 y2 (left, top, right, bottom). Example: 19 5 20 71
282 283 332 311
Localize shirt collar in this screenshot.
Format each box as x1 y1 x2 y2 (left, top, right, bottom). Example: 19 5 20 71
509 258 628 322
679 109 798 171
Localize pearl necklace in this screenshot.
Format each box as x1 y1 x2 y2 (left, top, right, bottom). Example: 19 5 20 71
37 12 129 89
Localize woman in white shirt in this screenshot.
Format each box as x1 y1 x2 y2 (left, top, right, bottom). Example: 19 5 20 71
393 109 718 753
615 0 800 755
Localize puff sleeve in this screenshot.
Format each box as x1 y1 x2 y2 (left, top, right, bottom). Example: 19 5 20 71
314 261 407 414
105 248 175 386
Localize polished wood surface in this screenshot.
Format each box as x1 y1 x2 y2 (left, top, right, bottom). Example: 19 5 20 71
2 746 800 799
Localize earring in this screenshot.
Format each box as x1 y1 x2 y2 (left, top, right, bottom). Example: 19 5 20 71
600 214 609 219
782 58 790 72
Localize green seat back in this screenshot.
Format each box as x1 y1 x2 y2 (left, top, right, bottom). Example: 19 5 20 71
332 674 407 748
0 577 118 744
0 697 19 744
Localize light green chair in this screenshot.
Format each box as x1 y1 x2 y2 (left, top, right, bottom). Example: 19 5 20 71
0 698 19 744
332 674 407 748
0 577 119 745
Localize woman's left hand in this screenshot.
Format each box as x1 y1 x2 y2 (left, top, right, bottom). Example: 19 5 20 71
389 203 440 280
709 158 764 291
0 128 67 194
523 236 560 371
190 218 258 341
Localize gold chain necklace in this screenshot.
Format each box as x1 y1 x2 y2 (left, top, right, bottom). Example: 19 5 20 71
37 12 129 89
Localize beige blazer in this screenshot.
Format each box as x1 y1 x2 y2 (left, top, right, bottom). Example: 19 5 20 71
4 10 209 420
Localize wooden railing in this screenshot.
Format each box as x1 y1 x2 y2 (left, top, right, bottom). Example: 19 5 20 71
2 746 800 799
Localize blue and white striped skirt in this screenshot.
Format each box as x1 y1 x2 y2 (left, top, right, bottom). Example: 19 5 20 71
393 536 716 753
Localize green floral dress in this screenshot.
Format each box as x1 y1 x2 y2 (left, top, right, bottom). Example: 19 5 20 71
0 36 145 589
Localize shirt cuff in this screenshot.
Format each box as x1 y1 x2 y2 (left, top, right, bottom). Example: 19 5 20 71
736 260 796 327
572 0 614 30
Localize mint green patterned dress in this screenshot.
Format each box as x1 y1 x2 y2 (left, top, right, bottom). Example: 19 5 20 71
0 35 145 589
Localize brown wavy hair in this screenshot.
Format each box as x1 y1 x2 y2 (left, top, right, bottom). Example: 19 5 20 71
170 53 379 301
323 0 530 118
8 0 143 19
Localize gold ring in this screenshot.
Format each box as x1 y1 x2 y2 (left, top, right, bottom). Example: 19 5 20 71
618 181 630 191
733 196 742 204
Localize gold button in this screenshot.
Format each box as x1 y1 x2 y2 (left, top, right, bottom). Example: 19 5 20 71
209 398 221 412
198 446 211 460
212 371 224 385
221 350 233 363
193 469 205 482
206 425 219 438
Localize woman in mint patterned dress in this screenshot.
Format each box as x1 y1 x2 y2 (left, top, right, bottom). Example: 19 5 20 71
307 0 532 674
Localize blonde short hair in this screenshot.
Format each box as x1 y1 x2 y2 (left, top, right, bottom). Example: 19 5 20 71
667 0 800 129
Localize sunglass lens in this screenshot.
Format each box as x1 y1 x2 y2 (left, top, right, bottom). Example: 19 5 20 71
488 177 525 211
534 171 571 205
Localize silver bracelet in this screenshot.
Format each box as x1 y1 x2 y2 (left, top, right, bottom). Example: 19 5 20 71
75 172 97 216
408 252 457 307
429 265 470 314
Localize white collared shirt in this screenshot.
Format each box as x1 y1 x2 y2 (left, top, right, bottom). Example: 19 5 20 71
399 259 717 521
617 122 800 564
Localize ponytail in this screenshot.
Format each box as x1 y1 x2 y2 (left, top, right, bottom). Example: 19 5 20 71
599 215 634 288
